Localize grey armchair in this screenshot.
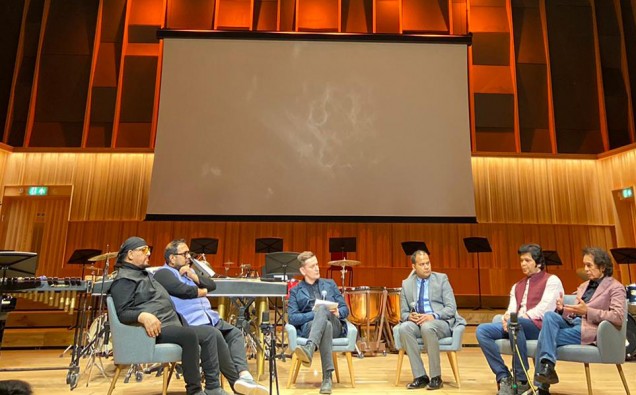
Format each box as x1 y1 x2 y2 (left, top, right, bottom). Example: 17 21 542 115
106 296 183 395
392 322 465 387
284 320 358 389
493 295 631 395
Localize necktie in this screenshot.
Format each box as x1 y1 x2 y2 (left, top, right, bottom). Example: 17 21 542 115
417 279 426 313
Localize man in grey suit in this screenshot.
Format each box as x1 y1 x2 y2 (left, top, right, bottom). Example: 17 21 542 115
398 250 466 390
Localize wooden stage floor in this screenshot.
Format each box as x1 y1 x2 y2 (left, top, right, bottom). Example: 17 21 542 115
0 347 633 395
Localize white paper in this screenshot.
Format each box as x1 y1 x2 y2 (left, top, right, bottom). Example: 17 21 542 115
313 299 338 311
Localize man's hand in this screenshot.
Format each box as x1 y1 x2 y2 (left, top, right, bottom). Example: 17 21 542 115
180 265 200 284
138 312 161 338
555 292 564 312
330 307 339 317
197 288 208 297
409 312 434 325
564 296 588 316
502 313 510 332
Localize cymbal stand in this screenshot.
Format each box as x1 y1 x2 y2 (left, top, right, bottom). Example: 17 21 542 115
338 263 348 289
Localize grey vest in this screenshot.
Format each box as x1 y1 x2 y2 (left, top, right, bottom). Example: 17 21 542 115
115 265 182 328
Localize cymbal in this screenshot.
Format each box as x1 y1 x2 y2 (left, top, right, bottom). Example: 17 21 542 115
576 267 588 281
88 251 118 262
329 259 361 267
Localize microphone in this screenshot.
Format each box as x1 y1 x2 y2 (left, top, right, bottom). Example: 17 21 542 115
410 302 417 313
321 290 327 300
509 311 519 331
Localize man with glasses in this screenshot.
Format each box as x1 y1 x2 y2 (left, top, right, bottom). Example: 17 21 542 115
109 236 230 395
153 239 268 395
398 250 465 391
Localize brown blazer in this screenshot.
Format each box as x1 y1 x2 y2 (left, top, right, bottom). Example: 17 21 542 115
574 276 626 345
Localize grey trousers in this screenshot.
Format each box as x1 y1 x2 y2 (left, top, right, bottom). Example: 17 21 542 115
303 305 343 373
215 319 250 374
399 320 451 378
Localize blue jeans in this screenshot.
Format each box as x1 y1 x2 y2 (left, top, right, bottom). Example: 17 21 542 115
533 311 581 389
476 317 540 382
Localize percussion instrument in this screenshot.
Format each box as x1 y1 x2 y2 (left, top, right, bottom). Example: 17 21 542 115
385 288 402 325
87 313 112 355
626 314 636 360
344 286 387 355
3 277 87 313
628 284 636 315
328 260 361 267
88 251 118 262
345 286 384 326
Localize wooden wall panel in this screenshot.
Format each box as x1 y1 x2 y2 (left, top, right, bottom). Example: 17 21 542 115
471 156 613 225
2 152 153 220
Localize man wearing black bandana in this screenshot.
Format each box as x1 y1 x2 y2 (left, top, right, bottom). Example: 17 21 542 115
109 236 231 395
532 247 626 395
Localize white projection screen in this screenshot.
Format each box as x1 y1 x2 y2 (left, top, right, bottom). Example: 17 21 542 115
148 32 476 222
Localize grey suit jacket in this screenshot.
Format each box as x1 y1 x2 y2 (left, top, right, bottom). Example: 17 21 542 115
400 271 466 329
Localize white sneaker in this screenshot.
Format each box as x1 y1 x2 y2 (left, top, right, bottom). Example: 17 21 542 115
234 378 269 395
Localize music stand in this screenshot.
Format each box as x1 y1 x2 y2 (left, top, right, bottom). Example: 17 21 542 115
463 237 492 309
401 241 430 256
543 250 562 273
329 237 356 260
611 247 636 284
264 252 300 280
67 249 102 279
256 238 283 254
191 238 218 262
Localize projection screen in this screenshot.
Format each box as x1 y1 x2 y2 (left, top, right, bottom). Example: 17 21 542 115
148 32 475 222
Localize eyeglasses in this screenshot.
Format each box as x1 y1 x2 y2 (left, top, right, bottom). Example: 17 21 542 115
173 251 191 257
133 246 151 255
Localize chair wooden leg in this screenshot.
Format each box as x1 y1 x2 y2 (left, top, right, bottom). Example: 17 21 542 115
584 363 593 395
287 354 300 389
107 365 123 395
333 352 341 383
446 351 460 388
345 351 355 387
166 363 176 387
395 349 405 386
616 364 631 395
162 365 170 395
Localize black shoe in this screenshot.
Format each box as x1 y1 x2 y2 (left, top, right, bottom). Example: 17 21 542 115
534 362 559 385
538 387 551 395
319 371 333 394
294 343 314 367
426 376 443 390
406 375 430 389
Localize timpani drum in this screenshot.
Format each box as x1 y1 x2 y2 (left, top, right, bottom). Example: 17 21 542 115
385 288 402 325
344 286 384 326
628 284 636 315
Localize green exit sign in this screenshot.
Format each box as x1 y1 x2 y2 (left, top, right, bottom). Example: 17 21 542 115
28 186 48 196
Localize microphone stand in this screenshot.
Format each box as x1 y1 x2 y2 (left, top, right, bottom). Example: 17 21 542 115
508 313 520 395
260 313 279 395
